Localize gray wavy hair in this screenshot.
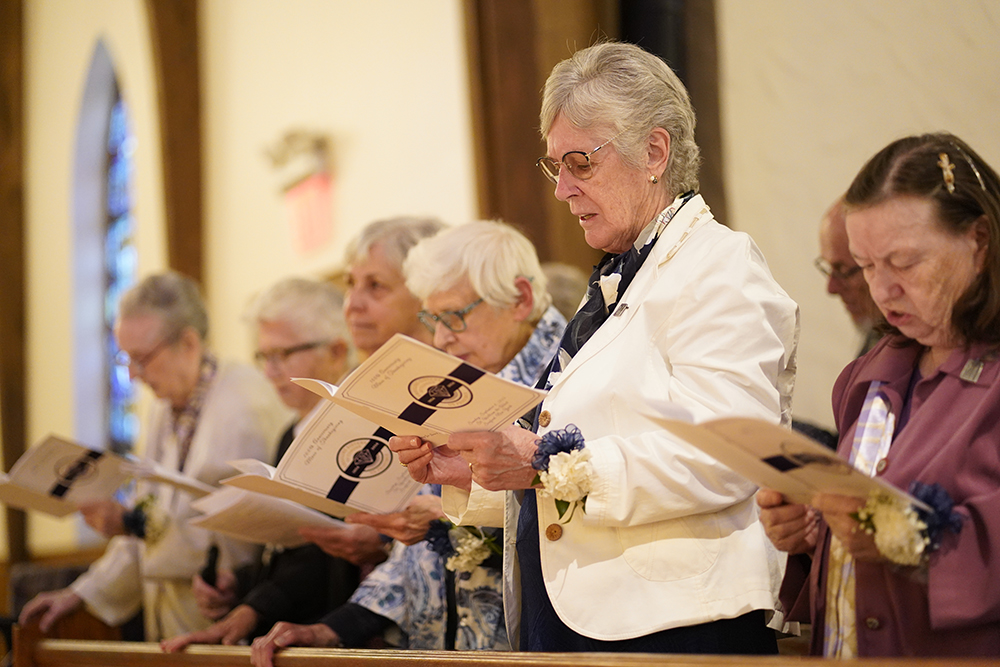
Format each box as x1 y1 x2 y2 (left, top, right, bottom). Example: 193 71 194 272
540 42 700 195
404 220 552 322
343 216 446 270
245 277 349 345
118 271 208 340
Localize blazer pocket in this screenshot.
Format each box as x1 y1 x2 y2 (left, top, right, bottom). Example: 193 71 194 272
618 514 721 581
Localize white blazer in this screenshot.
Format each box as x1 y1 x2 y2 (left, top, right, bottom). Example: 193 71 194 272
444 195 799 645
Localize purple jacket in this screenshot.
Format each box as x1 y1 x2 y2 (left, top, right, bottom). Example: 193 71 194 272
783 336 1000 656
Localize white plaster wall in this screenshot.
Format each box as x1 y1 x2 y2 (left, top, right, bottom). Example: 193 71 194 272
200 0 477 361
716 0 1000 429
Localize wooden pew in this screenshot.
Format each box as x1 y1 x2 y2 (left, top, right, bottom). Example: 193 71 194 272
13 622 1000 667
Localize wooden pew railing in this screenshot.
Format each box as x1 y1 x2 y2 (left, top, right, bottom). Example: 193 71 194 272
13 622 1000 667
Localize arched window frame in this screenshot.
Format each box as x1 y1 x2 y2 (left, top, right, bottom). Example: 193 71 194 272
73 40 137 457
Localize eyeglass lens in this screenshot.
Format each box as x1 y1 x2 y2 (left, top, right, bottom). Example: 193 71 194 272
814 258 862 281
538 152 594 184
254 341 324 367
418 299 483 334
115 335 172 370
419 311 467 333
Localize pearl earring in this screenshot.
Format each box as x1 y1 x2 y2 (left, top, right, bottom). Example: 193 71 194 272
649 175 659 184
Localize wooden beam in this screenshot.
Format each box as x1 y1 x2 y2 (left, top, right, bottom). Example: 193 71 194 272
464 0 610 271
14 626 1000 667
464 0 552 258
531 0 614 269
0 0 28 565
145 0 203 285
684 0 727 225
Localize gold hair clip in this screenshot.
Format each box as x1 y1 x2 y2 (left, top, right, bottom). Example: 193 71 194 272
950 142 987 192
938 153 956 194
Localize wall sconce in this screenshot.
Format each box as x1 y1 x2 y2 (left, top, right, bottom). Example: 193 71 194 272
265 129 335 255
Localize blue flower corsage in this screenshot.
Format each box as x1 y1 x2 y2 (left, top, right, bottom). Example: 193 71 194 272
909 481 964 555
425 519 501 573
531 424 593 523
425 519 454 558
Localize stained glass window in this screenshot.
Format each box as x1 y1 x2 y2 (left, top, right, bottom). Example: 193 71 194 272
105 95 138 454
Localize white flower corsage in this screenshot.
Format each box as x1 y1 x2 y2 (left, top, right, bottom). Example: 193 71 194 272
599 272 621 310
851 482 964 567
425 520 502 573
853 492 928 566
532 424 593 523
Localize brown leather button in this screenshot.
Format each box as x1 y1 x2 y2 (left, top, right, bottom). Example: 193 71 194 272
875 458 888 475
538 411 551 428
545 523 563 541
865 617 881 630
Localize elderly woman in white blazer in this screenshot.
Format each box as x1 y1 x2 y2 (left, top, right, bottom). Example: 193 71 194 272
391 42 798 654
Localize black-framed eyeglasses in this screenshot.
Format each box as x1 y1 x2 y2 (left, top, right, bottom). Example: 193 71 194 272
114 332 178 374
535 132 622 184
814 257 863 281
253 341 328 368
418 298 484 334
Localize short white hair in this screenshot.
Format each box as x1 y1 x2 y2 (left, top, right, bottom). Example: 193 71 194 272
245 277 349 345
404 220 552 322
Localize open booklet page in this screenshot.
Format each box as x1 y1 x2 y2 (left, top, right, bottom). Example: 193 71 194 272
294 333 547 447
190 485 346 548
222 399 422 518
121 458 215 498
639 403 925 508
0 435 132 517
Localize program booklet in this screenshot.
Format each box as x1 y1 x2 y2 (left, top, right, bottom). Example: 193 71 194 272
0 435 132 517
121 458 215 498
639 402 926 508
222 400 423 518
223 334 547 518
190 485 347 547
294 333 548 447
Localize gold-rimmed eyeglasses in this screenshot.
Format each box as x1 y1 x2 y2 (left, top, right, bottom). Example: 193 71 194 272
814 257 863 281
535 132 622 184
418 298 484 334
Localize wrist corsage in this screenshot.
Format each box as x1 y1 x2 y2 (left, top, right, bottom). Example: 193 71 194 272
425 520 502 573
124 493 167 545
531 424 593 523
851 482 963 567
